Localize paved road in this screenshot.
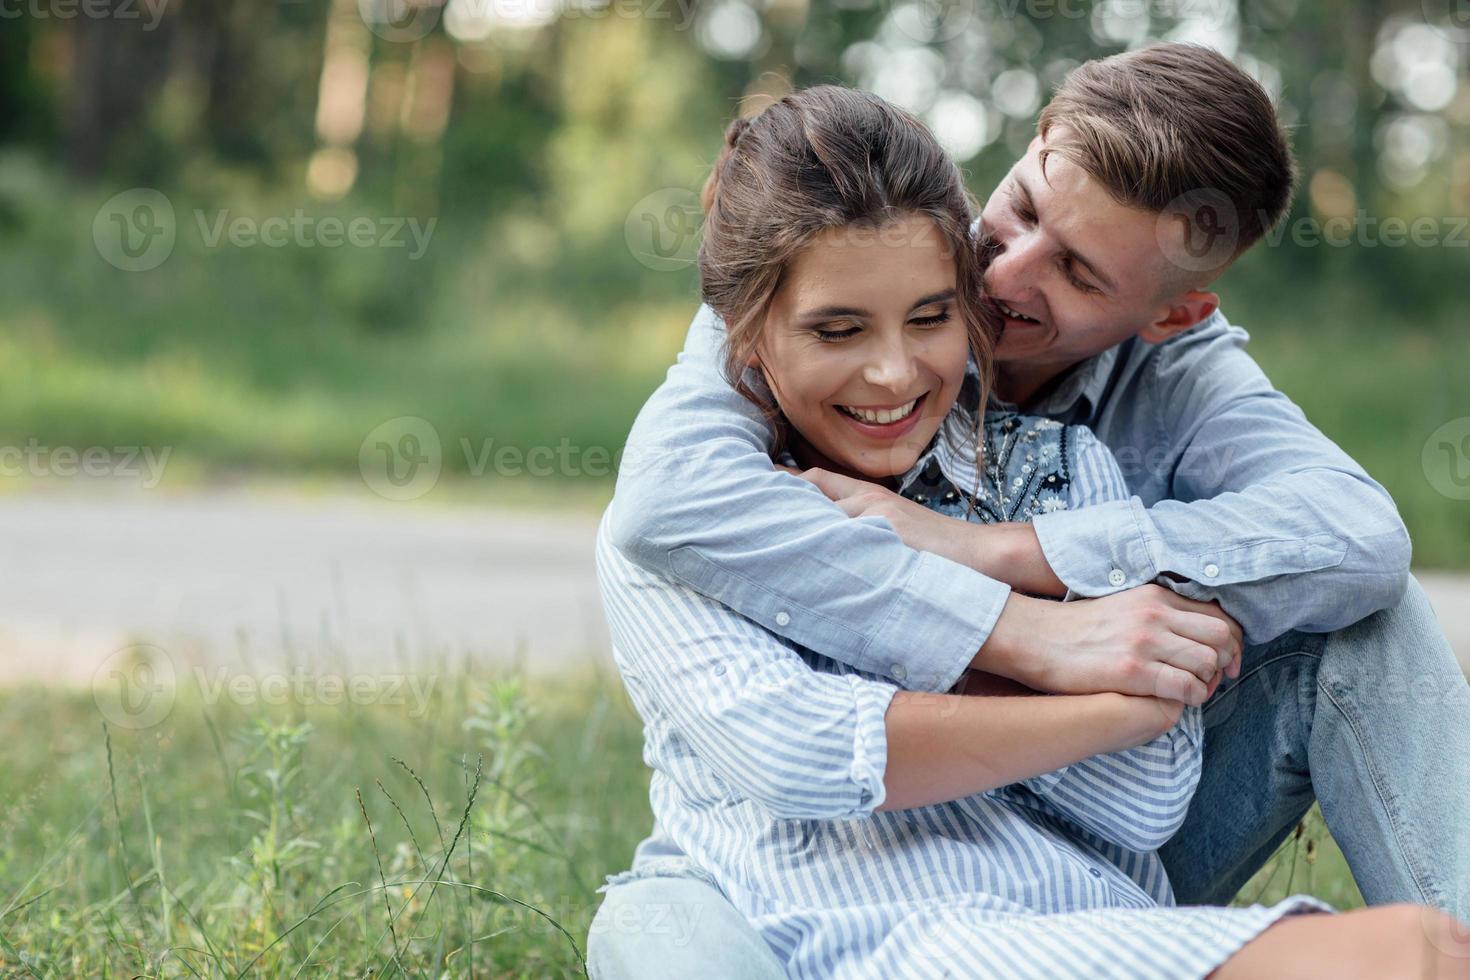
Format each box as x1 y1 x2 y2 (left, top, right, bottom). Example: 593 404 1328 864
1 488 1466 687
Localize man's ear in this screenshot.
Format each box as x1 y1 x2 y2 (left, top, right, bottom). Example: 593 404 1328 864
1139 290 1219 344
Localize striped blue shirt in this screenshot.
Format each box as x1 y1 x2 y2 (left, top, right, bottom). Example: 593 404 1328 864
597 406 1328 978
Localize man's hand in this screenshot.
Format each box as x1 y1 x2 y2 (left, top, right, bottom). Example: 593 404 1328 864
794 465 1242 705
982 585 1242 706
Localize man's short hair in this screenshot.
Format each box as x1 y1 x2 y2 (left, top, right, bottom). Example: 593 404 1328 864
1037 42 1297 265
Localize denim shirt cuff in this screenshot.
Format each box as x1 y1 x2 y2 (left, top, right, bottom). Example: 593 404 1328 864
1032 498 1158 596
866 552 1010 693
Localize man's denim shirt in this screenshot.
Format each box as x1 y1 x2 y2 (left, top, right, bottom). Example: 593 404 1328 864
606 304 1412 694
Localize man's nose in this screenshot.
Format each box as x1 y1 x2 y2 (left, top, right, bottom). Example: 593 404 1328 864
984 233 1043 301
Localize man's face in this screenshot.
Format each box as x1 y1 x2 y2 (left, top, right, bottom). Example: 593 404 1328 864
978 132 1216 395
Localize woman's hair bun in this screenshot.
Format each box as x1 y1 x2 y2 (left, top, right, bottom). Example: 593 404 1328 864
724 115 752 149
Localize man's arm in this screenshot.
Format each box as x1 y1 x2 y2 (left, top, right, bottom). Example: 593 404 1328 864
610 306 1236 701
609 304 1007 693
1032 313 1412 643
596 518 1175 819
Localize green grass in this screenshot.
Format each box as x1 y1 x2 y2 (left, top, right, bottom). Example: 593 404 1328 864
0 666 651 976
0 660 1361 975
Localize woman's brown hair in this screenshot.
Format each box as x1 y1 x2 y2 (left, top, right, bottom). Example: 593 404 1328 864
698 86 997 439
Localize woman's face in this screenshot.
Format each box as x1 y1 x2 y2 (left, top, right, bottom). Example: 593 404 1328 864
756 213 971 481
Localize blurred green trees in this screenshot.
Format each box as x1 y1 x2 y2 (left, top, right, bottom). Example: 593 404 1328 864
0 0 1466 561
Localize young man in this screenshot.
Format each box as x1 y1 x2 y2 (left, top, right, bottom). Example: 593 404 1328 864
588 43 1469 977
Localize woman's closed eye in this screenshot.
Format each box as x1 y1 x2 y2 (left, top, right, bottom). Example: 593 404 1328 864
910 309 951 326
812 322 862 342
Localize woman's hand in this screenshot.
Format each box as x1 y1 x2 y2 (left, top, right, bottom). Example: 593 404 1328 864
793 466 989 571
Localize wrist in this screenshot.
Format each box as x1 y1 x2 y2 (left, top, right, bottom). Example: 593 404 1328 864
974 593 1047 686
1098 693 1177 749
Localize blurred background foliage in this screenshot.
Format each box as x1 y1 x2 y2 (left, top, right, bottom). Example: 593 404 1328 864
0 0 1466 562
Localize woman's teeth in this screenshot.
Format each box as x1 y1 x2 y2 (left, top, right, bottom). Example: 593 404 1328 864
837 398 920 425
998 302 1039 323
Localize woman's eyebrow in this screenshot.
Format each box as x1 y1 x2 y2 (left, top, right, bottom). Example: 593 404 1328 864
797 304 870 320
908 289 956 310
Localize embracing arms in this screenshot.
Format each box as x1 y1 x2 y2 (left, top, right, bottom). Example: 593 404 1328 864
1027 315 1411 641
596 518 1183 822
611 307 1409 699
609 307 1238 703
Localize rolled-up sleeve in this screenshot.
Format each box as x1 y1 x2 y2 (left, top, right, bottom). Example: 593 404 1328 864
597 517 897 821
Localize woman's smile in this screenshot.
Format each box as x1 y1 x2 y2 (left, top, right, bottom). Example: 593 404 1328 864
832 392 930 440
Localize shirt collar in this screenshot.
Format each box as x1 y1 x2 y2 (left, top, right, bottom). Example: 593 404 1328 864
991 343 1120 422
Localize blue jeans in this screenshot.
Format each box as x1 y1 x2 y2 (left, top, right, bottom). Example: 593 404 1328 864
586 576 1470 979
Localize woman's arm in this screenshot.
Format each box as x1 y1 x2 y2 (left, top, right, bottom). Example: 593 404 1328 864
599 517 1182 819
876 688 1179 812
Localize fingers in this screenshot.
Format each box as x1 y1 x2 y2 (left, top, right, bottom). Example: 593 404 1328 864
1166 609 1238 674
1158 590 1244 648
797 467 868 501
1147 662 1209 707
1158 635 1220 684
1203 669 1224 701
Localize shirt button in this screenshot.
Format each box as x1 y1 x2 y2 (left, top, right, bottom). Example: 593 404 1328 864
1203 563 1220 578
713 664 726 676
1107 568 1126 587
1088 868 1102 878
891 664 907 681
775 611 791 627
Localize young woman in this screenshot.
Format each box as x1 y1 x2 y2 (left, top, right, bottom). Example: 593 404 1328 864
590 86 1469 979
